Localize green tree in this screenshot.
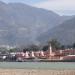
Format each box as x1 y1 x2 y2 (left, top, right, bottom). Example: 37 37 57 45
42 45 49 51
29 44 40 51
60 45 65 50
9 48 19 52
23 48 29 53
48 39 61 50
0 47 8 54
23 44 40 52
72 43 75 49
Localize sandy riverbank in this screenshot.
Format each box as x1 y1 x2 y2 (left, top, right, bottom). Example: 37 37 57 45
0 69 75 75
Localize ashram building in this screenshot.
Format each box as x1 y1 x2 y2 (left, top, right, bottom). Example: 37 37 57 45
15 44 75 61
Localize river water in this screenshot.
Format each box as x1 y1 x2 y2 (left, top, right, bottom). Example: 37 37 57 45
0 62 75 69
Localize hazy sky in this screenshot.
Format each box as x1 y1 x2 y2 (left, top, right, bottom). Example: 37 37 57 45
0 0 42 4
0 0 75 15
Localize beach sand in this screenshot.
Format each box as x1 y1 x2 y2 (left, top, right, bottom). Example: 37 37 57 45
0 69 75 75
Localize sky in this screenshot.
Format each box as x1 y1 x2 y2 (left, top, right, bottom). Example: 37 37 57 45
0 0 75 16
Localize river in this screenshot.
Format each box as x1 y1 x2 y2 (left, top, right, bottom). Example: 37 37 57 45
0 62 75 69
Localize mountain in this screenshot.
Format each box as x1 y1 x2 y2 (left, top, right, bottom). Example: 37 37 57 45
0 1 73 46
38 17 75 45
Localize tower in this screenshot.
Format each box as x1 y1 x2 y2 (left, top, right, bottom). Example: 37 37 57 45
49 44 52 55
25 51 29 58
31 51 35 57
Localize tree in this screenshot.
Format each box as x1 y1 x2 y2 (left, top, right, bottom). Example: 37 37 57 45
72 43 75 49
23 44 40 52
48 39 61 50
9 48 19 52
66 45 72 49
42 45 49 51
60 45 65 50
29 44 40 51
23 48 29 53
0 47 8 54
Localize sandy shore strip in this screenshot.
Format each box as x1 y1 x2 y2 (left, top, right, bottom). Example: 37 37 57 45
0 69 75 75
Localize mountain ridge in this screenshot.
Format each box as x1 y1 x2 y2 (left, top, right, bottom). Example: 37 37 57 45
38 17 75 45
0 1 73 46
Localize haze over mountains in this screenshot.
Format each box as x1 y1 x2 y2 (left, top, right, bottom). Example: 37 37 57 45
38 17 75 45
0 1 74 46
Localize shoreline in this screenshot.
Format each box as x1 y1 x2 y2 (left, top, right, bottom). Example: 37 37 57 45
0 69 75 75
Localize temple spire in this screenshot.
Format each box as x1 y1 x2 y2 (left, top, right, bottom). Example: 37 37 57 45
49 44 52 55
